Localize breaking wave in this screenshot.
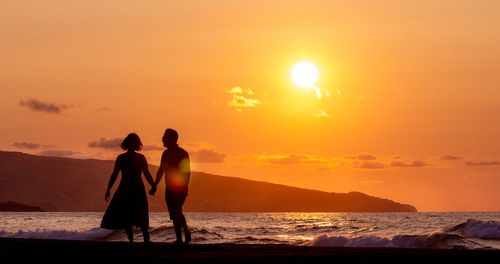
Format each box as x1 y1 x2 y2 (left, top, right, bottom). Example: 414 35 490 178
463 219 500 239
310 219 500 249
309 233 479 249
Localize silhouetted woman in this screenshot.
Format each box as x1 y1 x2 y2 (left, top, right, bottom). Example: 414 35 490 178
101 133 155 244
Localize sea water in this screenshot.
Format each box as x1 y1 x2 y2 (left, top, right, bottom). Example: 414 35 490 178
1 212 500 249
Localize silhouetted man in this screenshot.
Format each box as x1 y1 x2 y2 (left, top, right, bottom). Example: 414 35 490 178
150 128 191 244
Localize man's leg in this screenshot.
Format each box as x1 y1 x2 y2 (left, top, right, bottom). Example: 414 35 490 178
125 226 134 244
172 215 183 243
140 226 150 244
181 213 191 243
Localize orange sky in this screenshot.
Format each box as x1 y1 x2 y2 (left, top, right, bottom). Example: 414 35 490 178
2 1 500 212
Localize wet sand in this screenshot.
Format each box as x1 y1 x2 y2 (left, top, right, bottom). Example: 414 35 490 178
1 238 499 264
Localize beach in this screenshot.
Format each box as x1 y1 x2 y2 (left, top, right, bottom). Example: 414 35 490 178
2 238 499 264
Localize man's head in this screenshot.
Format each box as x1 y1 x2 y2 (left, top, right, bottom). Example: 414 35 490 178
162 128 179 148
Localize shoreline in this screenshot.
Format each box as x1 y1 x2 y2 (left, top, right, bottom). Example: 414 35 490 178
1 238 499 264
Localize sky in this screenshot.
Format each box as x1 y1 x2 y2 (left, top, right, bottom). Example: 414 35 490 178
1 0 500 212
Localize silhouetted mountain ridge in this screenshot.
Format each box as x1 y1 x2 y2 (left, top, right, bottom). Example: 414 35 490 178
0 151 416 212
0 201 44 212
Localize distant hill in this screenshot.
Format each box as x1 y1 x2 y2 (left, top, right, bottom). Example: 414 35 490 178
0 201 44 212
0 151 416 212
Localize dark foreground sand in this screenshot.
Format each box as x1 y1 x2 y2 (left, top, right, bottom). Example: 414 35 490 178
1 238 499 264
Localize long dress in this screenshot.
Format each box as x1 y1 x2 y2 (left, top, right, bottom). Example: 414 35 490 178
101 152 149 229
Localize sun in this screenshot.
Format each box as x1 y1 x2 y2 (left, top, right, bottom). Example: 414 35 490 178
291 62 319 88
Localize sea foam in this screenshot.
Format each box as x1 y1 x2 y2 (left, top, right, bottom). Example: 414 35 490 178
0 228 115 240
310 218 500 248
309 232 472 249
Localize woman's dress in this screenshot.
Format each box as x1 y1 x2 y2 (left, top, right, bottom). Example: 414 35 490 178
101 152 149 229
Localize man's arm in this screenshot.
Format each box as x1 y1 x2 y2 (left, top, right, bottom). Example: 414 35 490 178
154 162 165 186
149 162 165 195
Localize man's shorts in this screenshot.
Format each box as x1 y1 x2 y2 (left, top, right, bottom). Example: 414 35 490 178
165 188 188 220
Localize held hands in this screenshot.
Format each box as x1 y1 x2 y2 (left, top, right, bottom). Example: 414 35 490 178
149 184 157 196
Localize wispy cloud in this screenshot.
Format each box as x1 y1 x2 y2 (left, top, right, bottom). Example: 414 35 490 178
440 155 462 160
346 153 378 161
11 142 54 150
239 153 431 171
88 137 163 151
11 142 41 150
226 86 261 112
239 153 500 170
240 154 326 165
184 141 216 149
88 137 122 149
465 161 500 166
390 160 427 168
264 154 309 164
142 144 163 151
228 95 261 111
227 87 243 94
314 110 329 118
37 150 80 157
354 161 386 169
19 98 72 114
190 149 226 163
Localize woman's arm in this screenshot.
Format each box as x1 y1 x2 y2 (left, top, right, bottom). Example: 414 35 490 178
105 157 120 201
142 157 155 188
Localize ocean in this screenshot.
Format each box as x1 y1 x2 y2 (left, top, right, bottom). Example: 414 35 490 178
1 212 500 249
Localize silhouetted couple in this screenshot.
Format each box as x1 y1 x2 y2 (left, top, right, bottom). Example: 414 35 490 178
100 129 191 245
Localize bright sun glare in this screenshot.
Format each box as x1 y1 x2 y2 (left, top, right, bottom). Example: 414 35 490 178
291 62 319 88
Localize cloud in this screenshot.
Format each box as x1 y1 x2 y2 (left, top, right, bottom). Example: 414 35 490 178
184 141 216 149
240 154 325 165
239 152 433 171
440 155 462 160
345 154 378 160
465 161 500 166
142 144 163 151
227 86 256 95
190 149 226 163
265 154 309 164
227 87 243 94
11 142 41 150
19 98 72 114
226 86 261 111
88 137 122 149
356 154 378 160
11 142 55 150
228 95 261 110
88 137 164 151
354 161 386 169
314 111 329 118
390 160 427 168
37 150 80 157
